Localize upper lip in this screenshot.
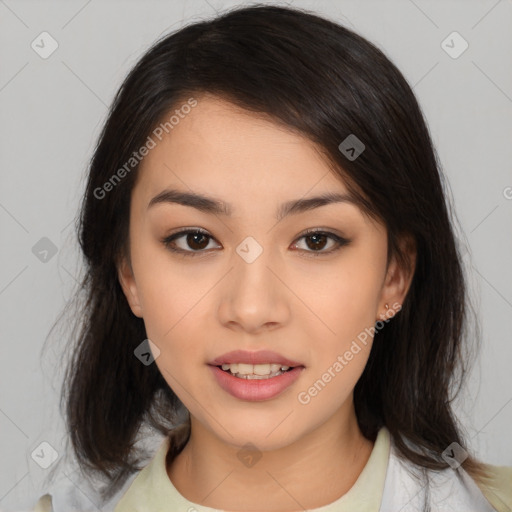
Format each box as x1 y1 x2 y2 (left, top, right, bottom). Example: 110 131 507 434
209 350 304 367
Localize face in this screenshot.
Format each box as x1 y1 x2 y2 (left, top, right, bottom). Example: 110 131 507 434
118 93 413 451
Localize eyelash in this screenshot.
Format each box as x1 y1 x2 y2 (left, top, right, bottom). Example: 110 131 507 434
160 228 350 258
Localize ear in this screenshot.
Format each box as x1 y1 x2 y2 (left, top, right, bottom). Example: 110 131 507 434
377 234 416 320
117 256 143 318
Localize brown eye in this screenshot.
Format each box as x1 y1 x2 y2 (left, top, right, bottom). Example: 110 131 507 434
161 229 219 257
304 233 329 251
292 230 350 255
184 232 210 250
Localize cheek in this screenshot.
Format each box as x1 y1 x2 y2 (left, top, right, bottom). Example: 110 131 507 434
127 239 210 379
130 229 211 332
297 252 385 351
137 274 212 372
295 284 375 418
292 250 384 411
140 288 211 394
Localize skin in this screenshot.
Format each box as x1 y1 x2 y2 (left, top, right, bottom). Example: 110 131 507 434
118 93 416 511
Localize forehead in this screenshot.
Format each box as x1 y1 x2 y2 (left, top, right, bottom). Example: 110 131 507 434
134 94 350 208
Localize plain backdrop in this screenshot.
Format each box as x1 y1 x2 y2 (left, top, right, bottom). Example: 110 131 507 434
0 0 511 510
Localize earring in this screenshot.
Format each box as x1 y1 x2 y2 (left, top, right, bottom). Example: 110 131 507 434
378 304 389 321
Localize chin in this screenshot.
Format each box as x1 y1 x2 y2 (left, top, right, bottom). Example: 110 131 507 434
210 418 301 452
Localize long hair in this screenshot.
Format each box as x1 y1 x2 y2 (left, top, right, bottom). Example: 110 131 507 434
44 3 490 502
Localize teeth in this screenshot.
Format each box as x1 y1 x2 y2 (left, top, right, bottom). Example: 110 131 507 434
220 363 291 377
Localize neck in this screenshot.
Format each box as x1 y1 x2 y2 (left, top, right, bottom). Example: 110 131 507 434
166 400 375 511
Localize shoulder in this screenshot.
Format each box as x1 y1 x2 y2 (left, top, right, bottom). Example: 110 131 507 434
30 432 182 512
381 441 512 512
31 472 136 512
476 464 512 511
33 494 52 512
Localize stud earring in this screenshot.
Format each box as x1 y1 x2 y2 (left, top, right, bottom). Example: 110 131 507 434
378 304 390 321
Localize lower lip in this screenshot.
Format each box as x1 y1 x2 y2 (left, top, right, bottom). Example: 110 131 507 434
208 365 305 401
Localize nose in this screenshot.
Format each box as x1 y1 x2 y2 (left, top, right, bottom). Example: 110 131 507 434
216 239 290 334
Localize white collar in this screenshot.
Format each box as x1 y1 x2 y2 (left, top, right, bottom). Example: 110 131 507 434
379 436 498 511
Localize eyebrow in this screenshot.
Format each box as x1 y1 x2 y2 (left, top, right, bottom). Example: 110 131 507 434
147 188 359 221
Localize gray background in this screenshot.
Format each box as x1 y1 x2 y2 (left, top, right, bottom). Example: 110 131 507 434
1 0 511 510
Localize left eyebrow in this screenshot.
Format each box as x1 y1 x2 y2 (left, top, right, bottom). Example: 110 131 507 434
147 188 359 221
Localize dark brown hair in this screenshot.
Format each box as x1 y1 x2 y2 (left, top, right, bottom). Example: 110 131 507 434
44 3 491 504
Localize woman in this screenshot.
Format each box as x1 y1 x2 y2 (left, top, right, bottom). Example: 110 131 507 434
34 4 511 511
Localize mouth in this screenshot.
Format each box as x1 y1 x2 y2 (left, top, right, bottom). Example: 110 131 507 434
207 350 305 401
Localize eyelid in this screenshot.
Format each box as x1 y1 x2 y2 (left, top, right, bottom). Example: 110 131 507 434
297 226 348 239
